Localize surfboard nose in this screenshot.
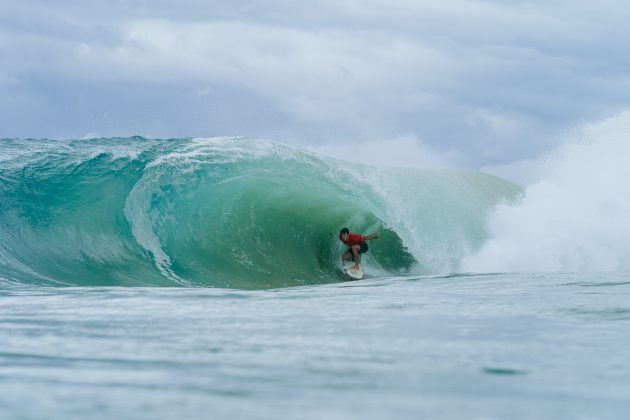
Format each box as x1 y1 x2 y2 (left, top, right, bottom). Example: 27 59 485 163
343 261 364 280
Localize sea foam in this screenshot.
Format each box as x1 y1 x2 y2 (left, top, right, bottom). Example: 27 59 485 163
463 111 630 272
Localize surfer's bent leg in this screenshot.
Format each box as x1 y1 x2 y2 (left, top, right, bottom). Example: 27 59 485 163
351 244 360 264
342 244 365 262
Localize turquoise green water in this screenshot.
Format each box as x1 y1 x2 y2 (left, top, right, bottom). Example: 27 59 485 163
0 137 519 288
2 138 628 419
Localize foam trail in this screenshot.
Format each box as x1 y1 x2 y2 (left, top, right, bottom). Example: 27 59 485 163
463 111 630 272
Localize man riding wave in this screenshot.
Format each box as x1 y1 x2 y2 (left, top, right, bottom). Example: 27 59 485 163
338 227 380 270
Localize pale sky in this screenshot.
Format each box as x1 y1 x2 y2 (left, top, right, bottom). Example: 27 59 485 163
2 0 630 175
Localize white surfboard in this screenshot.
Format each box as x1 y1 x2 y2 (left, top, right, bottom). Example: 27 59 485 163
342 261 364 280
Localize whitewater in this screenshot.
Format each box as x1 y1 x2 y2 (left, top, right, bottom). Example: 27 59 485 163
1 135 629 419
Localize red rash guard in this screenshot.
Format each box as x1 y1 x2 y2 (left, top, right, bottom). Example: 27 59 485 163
343 234 365 246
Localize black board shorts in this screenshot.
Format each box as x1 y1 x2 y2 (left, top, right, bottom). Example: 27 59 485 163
346 242 368 258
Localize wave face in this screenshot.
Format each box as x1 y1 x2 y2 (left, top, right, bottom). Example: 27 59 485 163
0 137 520 288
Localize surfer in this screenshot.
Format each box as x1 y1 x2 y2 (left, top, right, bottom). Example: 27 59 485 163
339 227 380 270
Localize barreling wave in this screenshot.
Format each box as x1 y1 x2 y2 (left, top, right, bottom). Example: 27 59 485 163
0 137 520 288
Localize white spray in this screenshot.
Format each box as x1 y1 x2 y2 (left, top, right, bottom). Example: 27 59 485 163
463 111 630 272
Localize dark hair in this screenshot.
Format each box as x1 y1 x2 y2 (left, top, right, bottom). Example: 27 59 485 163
339 227 349 238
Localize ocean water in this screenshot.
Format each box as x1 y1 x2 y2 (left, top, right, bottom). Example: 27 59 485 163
1 137 629 419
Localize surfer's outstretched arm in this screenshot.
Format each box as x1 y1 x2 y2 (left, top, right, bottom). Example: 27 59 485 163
364 230 381 241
